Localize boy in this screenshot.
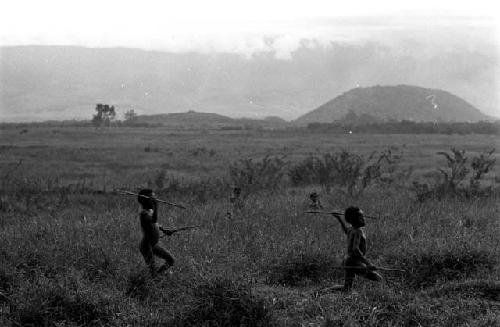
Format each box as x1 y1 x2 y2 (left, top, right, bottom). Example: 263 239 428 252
332 206 382 291
138 189 175 277
308 192 324 210
227 187 243 218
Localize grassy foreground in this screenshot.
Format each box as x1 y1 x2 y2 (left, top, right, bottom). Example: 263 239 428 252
0 127 499 326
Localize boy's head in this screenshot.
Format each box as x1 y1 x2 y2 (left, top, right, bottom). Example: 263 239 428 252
310 192 319 201
344 206 365 227
233 187 241 196
138 189 155 209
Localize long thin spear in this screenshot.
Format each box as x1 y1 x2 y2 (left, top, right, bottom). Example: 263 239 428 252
304 211 379 220
341 266 406 272
160 225 200 238
117 190 186 209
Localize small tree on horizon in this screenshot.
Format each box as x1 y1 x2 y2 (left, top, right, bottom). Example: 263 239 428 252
124 109 138 122
92 104 116 127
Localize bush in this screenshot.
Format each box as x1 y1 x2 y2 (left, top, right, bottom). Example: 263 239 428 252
229 155 288 192
289 148 399 196
413 148 497 202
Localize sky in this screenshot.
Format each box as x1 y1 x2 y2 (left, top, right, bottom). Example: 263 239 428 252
2 0 498 52
1 0 499 118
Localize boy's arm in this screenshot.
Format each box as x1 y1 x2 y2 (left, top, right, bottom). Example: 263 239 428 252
152 199 158 222
332 214 347 234
351 231 377 270
159 226 174 236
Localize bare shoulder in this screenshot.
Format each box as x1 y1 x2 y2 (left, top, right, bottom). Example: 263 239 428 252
140 209 153 215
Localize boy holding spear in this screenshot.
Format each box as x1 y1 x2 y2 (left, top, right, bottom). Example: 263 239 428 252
124 189 194 277
332 206 383 291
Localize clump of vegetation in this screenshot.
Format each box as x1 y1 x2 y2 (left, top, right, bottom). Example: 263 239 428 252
0 266 16 299
125 271 151 301
229 155 288 192
168 278 275 327
152 169 167 190
156 176 227 203
144 145 160 152
425 279 500 301
266 251 342 287
10 281 115 326
289 148 399 196
396 248 496 289
413 148 497 201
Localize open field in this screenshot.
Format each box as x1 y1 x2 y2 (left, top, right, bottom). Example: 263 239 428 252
1 127 499 326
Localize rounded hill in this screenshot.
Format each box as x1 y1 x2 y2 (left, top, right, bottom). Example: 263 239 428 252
295 85 489 124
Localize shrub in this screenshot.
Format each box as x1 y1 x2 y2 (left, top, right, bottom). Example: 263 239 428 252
413 148 497 201
229 155 288 192
153 169 167 190
289 148 399 197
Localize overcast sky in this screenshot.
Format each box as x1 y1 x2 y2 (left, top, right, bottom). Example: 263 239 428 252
1 0 499 118
2 0 498 52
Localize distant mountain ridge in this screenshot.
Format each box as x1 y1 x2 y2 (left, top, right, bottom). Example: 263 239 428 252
135 111 288 128
1 46 497 122
295 85 490 124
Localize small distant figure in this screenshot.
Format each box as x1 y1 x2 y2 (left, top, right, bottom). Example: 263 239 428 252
332 206 382 291
137 189 175 277
227 187 244 218
308 192 324 210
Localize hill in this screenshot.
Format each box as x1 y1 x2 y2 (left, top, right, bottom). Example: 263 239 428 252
134 111 289 129
135 111 234 127
295 85 490 125
1 46 497 122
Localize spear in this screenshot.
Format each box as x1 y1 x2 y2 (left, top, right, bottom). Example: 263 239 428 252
341 266 406 272
160 225 200 238
117 190 187 209
304 211 379 220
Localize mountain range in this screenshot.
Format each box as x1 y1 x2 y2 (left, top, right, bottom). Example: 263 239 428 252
1 45 497 122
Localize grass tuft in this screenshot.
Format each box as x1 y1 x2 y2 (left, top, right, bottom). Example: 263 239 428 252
266 251 342 287
12 281 115 326
125 270 151 301
169 278 275 327
400 249 497 289
426 279 500 301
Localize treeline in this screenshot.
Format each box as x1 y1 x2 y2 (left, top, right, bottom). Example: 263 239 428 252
306 120 500 135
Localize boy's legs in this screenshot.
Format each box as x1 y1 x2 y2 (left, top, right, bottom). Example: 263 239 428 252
362 270 383 282
139 239 156 276
153 243 175 272
343 257 357 291
343 268 355 291
343 257 383 290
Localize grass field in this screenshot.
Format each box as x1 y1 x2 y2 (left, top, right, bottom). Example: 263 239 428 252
1 126 499 326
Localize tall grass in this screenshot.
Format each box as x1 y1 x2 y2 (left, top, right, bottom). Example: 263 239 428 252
1 128 499 326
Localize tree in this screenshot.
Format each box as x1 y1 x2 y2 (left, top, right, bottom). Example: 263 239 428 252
124 109 138 122
92 104 116 127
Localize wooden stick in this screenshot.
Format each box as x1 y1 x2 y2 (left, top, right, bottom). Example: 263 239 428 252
341 266 406 272
304 211 379 219
117 190 186 209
